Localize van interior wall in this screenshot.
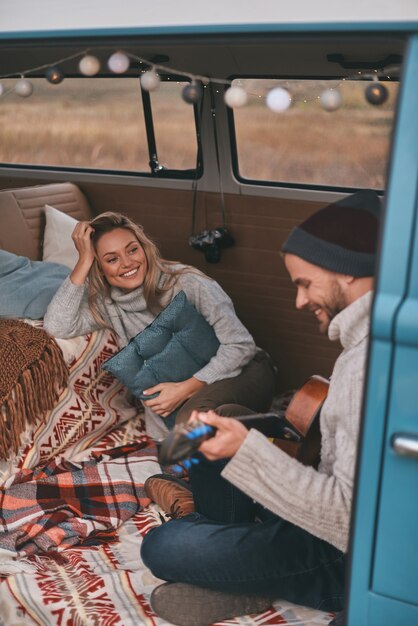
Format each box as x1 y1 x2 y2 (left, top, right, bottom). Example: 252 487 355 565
2 176 340 393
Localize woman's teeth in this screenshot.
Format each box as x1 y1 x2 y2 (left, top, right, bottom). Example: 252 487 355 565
121 268 138 277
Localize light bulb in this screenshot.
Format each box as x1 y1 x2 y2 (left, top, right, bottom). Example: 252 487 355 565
224 86 248 108
108 51 130 74
15 79 33 97
320 88 342 112
46 66 64 84
79 55 100 77
182 82 203 104
365 83 388 105
140 70 161 92
266 87 292 112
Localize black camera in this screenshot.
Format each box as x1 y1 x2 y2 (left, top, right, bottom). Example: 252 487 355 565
189 227 235 263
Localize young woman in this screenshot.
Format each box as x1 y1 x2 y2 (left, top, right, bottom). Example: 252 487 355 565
43 212 276 435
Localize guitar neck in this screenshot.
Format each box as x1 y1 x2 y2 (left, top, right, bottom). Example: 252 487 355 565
236 413 303 442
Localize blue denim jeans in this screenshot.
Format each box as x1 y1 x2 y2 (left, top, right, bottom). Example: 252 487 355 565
141 455 346 612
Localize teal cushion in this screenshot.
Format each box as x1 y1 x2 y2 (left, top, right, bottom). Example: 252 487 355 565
102 290 220 428
0 250 70 320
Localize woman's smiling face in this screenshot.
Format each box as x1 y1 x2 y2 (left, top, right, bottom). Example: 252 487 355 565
95 227 147 291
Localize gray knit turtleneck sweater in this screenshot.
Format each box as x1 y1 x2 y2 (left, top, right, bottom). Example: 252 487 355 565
43 268 257 385
222 291 373 552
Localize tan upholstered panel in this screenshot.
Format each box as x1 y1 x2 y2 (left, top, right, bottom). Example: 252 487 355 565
0 182 93 260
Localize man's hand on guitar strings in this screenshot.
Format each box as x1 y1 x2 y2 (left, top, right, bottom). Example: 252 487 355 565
192 410 249 461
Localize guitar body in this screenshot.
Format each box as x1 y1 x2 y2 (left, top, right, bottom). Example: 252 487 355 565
275 375 329 468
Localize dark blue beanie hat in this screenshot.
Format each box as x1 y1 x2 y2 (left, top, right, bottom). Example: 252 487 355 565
281 189 381 277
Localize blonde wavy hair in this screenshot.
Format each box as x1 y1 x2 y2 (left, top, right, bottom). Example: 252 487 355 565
87 212 195 327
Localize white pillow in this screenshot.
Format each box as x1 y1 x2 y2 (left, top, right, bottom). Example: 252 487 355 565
43 205 79 268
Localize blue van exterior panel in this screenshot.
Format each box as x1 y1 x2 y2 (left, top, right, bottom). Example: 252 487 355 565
369 593 418 626
348 35 418 626
396 298 418 346
1 22 418 41
373 36 418 341
373 90 418 601
346 339 393 626
396 199 418 345
372 345 418 604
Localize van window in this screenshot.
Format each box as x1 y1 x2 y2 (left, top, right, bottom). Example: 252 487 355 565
0 77 198 174
150 80 199 171
230 78 398 190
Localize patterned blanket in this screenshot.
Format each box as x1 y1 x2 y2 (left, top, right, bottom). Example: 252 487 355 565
0 327 334 626
0 512 335 626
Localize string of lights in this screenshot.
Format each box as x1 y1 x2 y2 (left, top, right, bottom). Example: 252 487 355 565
0 49 397 110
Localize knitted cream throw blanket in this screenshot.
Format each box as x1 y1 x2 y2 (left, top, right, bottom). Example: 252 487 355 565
0 320 69 459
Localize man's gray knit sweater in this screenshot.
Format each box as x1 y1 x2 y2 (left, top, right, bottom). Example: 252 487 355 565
222 291 372 553
43 268 257 385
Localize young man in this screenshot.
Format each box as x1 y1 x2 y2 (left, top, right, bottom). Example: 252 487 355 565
140 189 381 626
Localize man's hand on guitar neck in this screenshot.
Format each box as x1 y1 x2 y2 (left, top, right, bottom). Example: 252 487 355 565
191 410 249 461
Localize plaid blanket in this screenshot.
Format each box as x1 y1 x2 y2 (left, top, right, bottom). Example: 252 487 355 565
0 438 160 573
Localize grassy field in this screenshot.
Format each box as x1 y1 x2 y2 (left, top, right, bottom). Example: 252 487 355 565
0 77 397 189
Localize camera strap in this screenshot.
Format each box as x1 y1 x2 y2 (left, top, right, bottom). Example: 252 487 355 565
191 92 204 237
190 84 227 236
209 83 227 229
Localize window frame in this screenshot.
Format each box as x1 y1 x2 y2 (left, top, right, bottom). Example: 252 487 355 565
0 72 203 180
227 73 397 194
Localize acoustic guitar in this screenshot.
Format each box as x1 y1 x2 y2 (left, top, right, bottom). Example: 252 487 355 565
158 375 329 468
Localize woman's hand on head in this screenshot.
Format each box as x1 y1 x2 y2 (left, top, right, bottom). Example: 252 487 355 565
142 378 205 417
72 222 95 264
189 410 248 461
69 222 96 285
